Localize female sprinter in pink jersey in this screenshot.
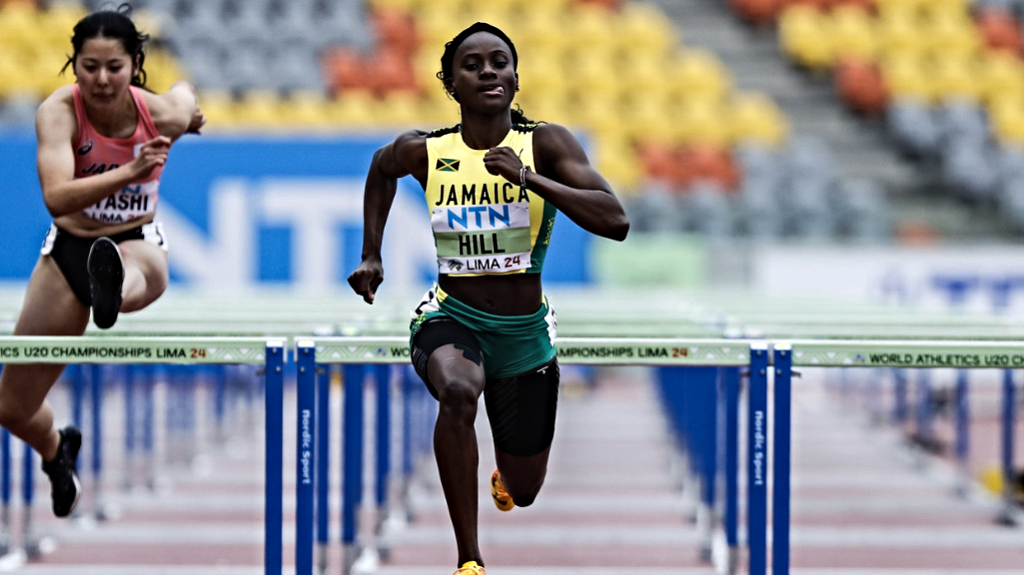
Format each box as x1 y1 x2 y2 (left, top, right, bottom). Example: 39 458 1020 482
0 3 203 518
348 22 629 575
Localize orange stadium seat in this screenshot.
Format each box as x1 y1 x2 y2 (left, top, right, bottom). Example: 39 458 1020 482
366 48 417 95
323 47 367 96
834 57 889 116
635 141 680 186
674 144 741 192
975 7 1023 53
371 8 418 59
729 0 782 27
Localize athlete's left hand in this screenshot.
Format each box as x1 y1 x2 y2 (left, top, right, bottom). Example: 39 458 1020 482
483 146 524 183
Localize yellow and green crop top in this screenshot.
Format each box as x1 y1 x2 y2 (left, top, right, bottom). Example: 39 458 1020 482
424 123 556 276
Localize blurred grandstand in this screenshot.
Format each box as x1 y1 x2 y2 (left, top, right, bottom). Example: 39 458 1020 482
1 0 1022 241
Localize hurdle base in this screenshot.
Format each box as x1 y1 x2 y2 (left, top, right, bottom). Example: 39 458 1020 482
342 543 361 575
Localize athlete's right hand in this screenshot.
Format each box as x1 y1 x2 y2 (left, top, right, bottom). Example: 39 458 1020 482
132 136 171 177
347 260 384 305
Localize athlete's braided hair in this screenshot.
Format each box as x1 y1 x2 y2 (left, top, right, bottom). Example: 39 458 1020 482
437 22 532 125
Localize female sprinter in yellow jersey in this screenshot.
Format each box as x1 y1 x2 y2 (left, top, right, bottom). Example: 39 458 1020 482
348 22 629 575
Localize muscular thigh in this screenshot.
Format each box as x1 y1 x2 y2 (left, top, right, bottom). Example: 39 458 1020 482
412 317 486 399
14 256 89 336
484 359 560 457
0 257 87 412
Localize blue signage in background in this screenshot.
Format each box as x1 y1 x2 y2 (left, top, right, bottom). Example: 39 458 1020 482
0 133 593 291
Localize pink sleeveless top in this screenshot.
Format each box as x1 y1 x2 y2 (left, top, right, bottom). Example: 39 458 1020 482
72 84 163 225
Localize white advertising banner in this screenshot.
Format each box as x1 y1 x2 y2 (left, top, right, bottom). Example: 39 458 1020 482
753 245 1024 316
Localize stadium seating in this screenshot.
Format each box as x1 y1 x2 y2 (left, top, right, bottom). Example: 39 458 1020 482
0 0 907 240
731 0 1024 234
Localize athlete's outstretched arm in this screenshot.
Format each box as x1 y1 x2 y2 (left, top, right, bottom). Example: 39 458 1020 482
484 123 629 241
347 130 427 304
146 81 205 139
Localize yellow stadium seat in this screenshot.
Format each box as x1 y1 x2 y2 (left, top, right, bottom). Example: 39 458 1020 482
873 0 926 20
777 5 833 70
568 50 617 103
977 52 1024 107
619 93 677 146
518 54 569 104
564 89 623 137
621 50 672 103
564 5 616 46
418 94 456 128
674 97 731 147
877 10 931 60
327 90 382 128
234 90 287 128
417 9 461 51
143 49 187 94
194 90 238 129
0 3 41 50
921 10 980 59
372 91 425 129
668 49 733 103
412 49 441 95
989 97 1024 145
728 92 789 149
617 3 677 60
595 139 644 195
880 54 934 102
39 4 86 47
922 0 971 19
830 5 879 61
281 92 334 131
516 11 572 62
460 5 517 33
0 52 25 100
930 55 981 103
519 92 572 125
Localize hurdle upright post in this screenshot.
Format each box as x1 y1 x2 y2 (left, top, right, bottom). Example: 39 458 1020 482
341 364 366 574
316 364 332 574
772 344 792 575
264 341 285 575
998 368 1017 525
0 427 9 556
722 366 740 575
296 341 317 575
953 370 970 497
747 343 769 575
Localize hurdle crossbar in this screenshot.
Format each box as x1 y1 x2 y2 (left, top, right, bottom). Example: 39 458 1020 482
0 336 287 575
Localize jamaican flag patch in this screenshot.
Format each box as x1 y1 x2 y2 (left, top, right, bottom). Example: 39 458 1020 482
435 158 460 172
